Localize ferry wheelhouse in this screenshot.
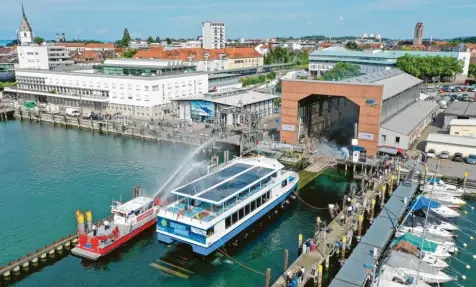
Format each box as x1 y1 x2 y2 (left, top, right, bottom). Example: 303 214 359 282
156 157 299 256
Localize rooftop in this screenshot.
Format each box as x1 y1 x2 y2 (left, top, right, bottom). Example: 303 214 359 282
445 101 476 117
426 133 476 147
113 196 153 214
102 58 185 68
449 119 476 126
310 49 465 59
342 69 422 100
173 90 279 107
381 100 438 135
134 47 262 61
208 73 240 80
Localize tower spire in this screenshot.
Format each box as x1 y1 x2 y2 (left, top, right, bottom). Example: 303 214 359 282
22 3 26 17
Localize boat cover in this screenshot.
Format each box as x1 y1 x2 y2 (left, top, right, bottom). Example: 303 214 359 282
392 233 438 253
411 197 440 212
385 251 435 274
427 178 442 184
392 241 420 256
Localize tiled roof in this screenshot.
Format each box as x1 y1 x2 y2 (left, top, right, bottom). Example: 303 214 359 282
85 43 115 49
134 47 262 61
319 42 333 48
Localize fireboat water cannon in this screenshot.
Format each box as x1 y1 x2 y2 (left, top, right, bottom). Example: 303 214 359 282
71 186 160 260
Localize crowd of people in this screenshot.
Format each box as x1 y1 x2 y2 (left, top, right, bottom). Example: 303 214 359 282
286 266 306 287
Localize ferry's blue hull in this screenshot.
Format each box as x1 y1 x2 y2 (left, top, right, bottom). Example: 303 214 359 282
157 181 298 256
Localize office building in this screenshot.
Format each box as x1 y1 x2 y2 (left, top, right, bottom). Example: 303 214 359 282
202 21 226 49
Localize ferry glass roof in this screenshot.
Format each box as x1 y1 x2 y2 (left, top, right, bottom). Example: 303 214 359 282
198 166 274 204
173 163 252 196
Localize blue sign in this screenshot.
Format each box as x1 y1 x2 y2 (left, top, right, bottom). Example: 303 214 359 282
157 217 206 244
191 101 215 117
365 99 378 106
275 119 280 123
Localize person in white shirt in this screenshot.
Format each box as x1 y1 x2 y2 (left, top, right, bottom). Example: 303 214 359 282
92 224 97 236
104 220 110 230
300 266 305 282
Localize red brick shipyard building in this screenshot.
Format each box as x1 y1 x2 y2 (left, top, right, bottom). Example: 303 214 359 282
280 69 438 156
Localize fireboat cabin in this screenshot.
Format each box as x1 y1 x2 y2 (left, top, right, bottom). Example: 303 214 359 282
156 157 299 256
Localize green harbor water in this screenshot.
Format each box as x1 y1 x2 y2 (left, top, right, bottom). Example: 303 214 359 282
0 120 352 287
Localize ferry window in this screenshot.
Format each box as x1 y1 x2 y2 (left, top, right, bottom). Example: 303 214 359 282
257 197 262 207
225 216 231 229
232 212 238 224
267 191 271 199
245 204 250 215
281 179 288 188
251 201 256 211
272 172 277 178
135 209 141 216
238 208 244 220
207 227 215 237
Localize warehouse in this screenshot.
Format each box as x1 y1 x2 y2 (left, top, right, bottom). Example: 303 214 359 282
449 119 476 137
280 69 422 155
425 133 476 157
379 100 438 150
174 90 278 125
443 101 476 130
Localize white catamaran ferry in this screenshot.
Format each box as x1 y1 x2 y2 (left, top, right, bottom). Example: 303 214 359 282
156 156 299 256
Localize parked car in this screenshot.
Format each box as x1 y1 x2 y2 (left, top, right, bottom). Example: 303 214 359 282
453 87 462 92
427 149 436 158
467 154 476 164
449 94 459 101
65 108 81 117
468 87 475 92
462 94 471 101
439 151 450 159
453 152 464 162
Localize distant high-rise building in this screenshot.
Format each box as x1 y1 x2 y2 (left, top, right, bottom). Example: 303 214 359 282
362 33 368 39
202 21 226 49
369 33 375 38
18 4 34 46
375 34 381 40
413 22 424 46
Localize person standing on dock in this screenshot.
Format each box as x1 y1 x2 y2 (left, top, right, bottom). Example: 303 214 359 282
92 224 97 236
104 220 110 231
300 266 305 282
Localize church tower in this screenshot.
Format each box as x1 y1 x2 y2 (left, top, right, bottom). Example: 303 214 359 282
18 4 34 45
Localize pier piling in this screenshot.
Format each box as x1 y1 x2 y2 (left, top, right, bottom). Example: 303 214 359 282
317 265 323 287
380 185 386 207
284 250 289 271
397 165 401 183
357 215 364 241
340 236 346 264
370 199 376 224
265 268 271 287
298 234 303 254
464 172 468 190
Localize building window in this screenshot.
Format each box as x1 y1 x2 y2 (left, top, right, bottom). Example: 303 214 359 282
144 85 149 91
381 135 386 142
128 84 132 90
136 85 140 91
128 94 133 100
120 84 124 89
395 136 400 144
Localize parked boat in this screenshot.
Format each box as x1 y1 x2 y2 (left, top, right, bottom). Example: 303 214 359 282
382 251 454 283
412 196 460 218
422 194 466 209
156 157 299 256
405 214 459 231
72 196 158 260
377 266 436 287
392 233 452 259
398 224 454 240
420 178 466 196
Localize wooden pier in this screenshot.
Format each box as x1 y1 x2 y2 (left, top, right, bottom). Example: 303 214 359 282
0 215 113 280
271 173 392 287
0 107 15 121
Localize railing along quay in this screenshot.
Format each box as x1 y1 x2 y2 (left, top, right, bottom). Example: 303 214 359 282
0 215 113 280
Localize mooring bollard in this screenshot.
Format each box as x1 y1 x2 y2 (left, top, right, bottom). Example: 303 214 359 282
357 215 364 241
464 171 468 191
340 236 346 264
370 199 376 223
317 264 323 287
298 234 303 255
325 255 330 269
380 185 386 207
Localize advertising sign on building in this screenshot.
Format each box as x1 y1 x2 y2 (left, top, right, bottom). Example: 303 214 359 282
157 217 206 244
191 101 215 117
281 124 295 131
358 132 374 140
352 151 360 163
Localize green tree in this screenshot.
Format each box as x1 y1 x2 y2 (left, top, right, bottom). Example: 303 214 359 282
155 36 161 43
33 37 45 45
121 28 131 47
264 47 292 65
267 71 277 80
320 62 361 81
122 49 138 58
396 54 463 81
166 38 172 44
147 36 154 44
345 41 361 51
295 49 309 65
469 63 476 78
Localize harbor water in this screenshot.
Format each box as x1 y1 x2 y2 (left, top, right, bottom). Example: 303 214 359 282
1 120 474 286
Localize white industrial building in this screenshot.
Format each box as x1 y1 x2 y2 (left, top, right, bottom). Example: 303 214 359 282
449 119 476 137
443 101 476 130
309 50 471 80
379 100 438 150
202 21 226 49
5 59 208 118
174 90 277 125
425 133 476 157
17 45 80 70
129 40 150 50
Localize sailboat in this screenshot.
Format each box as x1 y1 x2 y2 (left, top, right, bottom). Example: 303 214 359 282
412 196 460 218
420 178 466 196
405 214 459 231
392 233 452 259
422 194 466 209
397 225 454 240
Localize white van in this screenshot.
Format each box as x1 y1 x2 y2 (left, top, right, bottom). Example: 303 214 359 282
66 108 81 117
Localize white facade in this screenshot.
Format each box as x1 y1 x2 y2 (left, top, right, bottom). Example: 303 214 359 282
47 46 74 67
18 5 34 46
202 21 226 49
10 68 208 118
17 46 49 70
129 41 150 49
449 119 476 137
426 134 476 157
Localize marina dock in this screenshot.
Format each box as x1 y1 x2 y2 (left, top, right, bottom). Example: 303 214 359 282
271 170 395 287
0 215 113 279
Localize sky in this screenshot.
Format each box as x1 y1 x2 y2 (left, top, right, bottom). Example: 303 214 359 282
0 0 475 41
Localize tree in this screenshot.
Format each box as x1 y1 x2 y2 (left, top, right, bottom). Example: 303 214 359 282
155 36 161 43
264 47 293 65
121 28 131 47
147 36 154 44
345 41 361 51
396 54 463 81
6 40 18 47
469 63 476 78
33 37 45 45
122 49 138 58
320 62 361 81
295 50 309 65
166 38 172 44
